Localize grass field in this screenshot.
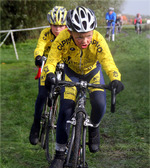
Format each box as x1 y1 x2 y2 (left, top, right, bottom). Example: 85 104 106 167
0 28 149 168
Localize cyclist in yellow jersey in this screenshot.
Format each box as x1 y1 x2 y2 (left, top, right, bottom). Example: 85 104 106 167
29 6 67 145
45 6 124 168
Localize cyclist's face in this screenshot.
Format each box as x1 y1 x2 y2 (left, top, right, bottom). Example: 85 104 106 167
109 11 113 15
51 25 66 37
71 31 93 49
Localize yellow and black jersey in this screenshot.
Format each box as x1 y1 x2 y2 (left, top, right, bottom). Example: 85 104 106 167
44 29 121 81
34 27 55 59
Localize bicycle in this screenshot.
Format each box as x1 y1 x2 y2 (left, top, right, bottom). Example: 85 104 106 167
35 56 64 163
51 80 116 168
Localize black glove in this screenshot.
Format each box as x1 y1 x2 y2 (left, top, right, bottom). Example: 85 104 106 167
110 19 114 22
45 73 57 90
110 80 124 94
35 55 42 66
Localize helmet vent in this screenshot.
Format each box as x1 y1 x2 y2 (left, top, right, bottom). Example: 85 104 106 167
75 14 79 23
58 12 60 21
88 13 91 22
81 10 85 18
82 21 87 30
90 22 94 29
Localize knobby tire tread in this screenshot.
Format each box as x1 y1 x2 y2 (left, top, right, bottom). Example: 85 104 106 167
45 95 59 163
40 98 48 149
72 112 84 168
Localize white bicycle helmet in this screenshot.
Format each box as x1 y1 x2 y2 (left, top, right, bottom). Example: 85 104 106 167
47 6 67 25
109 7 114 11
67 6 97 32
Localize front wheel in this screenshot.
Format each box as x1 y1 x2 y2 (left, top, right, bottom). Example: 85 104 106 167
39 98 49 149
71 112 84 168
45 94 60 163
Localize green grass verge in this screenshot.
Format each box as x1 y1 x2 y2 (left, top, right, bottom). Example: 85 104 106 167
1 29 149 168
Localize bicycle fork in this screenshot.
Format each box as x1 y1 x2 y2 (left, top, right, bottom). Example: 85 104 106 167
64 89 93 168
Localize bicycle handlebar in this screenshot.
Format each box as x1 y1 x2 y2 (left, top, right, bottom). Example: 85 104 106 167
35 56 47 80
41 56 47 71
111 88 116 113
57 80 116 113
35 56 64 80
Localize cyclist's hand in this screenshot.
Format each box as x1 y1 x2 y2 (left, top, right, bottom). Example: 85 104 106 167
110 80 124 94
35 55 42 66
45 73 57 90
106 20 108 23
110 19 114 22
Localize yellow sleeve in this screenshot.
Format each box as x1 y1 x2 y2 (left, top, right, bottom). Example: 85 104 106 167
44 41 62 74
34 28 51 59
96 33 121 81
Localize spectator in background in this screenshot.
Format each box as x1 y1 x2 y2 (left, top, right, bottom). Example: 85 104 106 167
105 7 116 41
134 13 142 32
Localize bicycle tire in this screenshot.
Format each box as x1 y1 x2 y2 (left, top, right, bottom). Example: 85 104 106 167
45 94 60 163
39 98 49 149
71 112 84 168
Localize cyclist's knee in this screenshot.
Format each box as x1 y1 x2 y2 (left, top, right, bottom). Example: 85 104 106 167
90 91 106 124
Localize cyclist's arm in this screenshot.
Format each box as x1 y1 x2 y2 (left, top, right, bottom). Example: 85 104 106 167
140 18 142 24
34 28 51 59
134 19 137 24
97 34 121 81
44 39 63 75
105 13 109 20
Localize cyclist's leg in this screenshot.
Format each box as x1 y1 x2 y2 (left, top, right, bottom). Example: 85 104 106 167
88 90 106 153
29 78 48 145
87 63 106 125
90 91 106 126
86 63 106 152
112 22 115 41
50 99 75 168
135 24 137 32
34 80 48 122
56 99 75 149
139 24 142 32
